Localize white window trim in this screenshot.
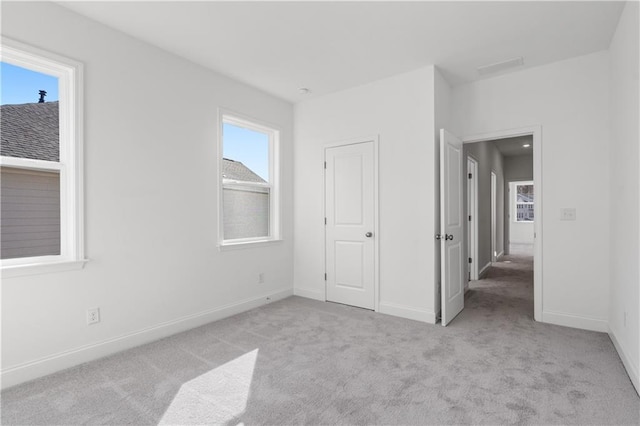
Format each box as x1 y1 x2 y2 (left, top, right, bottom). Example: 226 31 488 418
218 109 281 249
1 38 87 278
514 180 534 223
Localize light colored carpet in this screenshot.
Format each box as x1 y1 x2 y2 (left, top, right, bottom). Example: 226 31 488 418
2 254 639 425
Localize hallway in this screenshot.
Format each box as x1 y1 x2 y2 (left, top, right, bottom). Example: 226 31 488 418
466 252 534 320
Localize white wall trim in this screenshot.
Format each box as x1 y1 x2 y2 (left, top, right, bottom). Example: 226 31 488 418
293 287 325 301
1 287 293 390
542 310 608 333
479 261 492 278
609 327 640 394
378 301 436 324
496 250 504 260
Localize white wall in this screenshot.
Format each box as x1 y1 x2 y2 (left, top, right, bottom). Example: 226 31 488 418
504 155 534 252
451 51 611 332
463 141 505 277
294 67 438 323
608 1 639 392
1 2 294 388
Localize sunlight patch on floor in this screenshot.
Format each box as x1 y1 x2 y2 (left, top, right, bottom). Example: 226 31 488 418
159 349 258 425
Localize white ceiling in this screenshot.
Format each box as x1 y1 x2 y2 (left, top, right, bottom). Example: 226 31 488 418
58 1 625 103
492 135 533 157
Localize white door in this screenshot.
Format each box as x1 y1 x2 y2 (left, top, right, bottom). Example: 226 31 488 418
467 157 478 281
440 129 464 326
325 141 375 310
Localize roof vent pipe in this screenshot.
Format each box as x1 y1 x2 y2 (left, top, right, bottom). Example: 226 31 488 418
38 90 47 103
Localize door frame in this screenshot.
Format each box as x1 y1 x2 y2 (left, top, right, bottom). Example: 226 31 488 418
322 135 380 312
462 125 542 322
467 156 479 282
491 171 497 263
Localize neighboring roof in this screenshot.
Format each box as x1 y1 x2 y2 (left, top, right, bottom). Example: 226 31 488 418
1 101 59 162
222 158 266 183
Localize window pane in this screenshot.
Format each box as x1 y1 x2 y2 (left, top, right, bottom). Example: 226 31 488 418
223 186 269 239
516 203 534 222
222 122 269 182
222 119 273 241
1 167 61 259
516 184 534 203
1 62 60 162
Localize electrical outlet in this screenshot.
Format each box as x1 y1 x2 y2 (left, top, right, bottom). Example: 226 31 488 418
87 308 100 325
258 272 265 284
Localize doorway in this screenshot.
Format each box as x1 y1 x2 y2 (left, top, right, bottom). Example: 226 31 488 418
461 126 541 321
324 138 379 310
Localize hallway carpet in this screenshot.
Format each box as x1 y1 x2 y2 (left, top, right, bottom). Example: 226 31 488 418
2 255 639 425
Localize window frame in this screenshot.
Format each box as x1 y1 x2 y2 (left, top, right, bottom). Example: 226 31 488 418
1 38 86 277
217 110 281 248
514 180 534 223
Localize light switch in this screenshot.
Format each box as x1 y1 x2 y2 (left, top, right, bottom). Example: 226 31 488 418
560 208 576 221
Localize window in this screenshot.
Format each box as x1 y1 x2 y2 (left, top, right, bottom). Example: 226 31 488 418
1 39 84 276
219 113 279 246
515 182 534 222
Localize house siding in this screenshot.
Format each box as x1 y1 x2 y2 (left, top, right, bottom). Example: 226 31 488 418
1 167 61 259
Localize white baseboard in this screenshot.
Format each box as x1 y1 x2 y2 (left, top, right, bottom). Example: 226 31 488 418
378 301 436 324
496 251 504 260
1 287 293 390
608 327 640 395
542 310 608 333
479 262 492 278
293 287 325 301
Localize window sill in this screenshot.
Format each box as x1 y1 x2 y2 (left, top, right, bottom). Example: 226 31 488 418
1 259 89 279
218 239 283 251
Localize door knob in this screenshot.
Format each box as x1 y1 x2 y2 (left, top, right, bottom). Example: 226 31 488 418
436 234 454 241
365 232 373 238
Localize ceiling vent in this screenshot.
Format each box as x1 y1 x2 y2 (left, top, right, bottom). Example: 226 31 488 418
477 56 524 76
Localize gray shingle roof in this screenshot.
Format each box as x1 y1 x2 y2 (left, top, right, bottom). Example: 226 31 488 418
1 101 59 162
222 158 266 183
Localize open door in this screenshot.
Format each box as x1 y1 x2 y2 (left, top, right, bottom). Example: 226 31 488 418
440 129 464 326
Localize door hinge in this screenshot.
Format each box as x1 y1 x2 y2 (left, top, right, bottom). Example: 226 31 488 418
468 173 472 179
324 161 327 169
468 257 472 264
324 217 327 225
324 273 327 281
468 215 471 221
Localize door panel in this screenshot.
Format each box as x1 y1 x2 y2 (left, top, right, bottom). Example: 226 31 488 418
326 142 375 310
334 155 364 225
440 129 464 326
335 241 364 289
